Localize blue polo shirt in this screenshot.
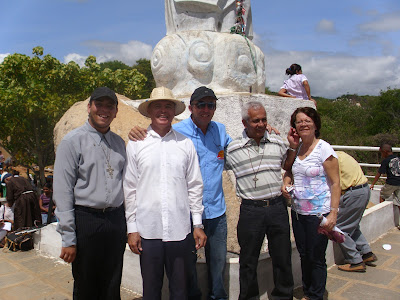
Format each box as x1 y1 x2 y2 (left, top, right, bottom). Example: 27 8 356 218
173 117 232 219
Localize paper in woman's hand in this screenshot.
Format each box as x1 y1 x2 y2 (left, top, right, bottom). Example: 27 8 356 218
317 215 345 243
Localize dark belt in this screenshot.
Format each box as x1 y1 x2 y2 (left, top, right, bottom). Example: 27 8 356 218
74 204 122 214
344 182 369 193
241 195 284 207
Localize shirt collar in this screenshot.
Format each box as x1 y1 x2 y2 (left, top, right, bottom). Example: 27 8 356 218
147 125 178 141
84 120 111 145
188 115 215 134
240 129 270 147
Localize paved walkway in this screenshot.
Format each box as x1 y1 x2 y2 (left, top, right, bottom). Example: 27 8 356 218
294 227 400 299
0 249 141 300
0 228 399 300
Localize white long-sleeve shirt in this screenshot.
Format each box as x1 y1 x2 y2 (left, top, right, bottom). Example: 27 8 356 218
124 126 204 242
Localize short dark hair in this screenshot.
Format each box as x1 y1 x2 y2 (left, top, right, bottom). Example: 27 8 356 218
380 143 392 152
286 64 302 76
43 182 53 190
290 107 321 138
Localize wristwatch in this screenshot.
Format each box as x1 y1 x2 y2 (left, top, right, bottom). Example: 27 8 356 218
193 224 204 229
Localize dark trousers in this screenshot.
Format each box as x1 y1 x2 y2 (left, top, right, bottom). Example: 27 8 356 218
291 212 328 300
140 234 191 300
72 205 127 300
237 197 294 300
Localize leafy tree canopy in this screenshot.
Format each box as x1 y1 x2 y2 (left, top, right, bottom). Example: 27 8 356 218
99 60 131 71
132 59 155 98
0 47 146 185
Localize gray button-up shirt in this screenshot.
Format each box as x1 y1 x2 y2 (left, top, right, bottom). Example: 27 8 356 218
54 121 126 247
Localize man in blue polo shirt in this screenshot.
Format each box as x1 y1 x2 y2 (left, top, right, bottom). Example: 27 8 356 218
174 87 231 300
130 86 231 299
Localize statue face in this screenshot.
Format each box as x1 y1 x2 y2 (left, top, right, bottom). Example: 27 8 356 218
151 36 184 87
151 31 265 97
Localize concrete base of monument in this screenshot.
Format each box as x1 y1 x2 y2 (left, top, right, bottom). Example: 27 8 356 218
33 200 396 299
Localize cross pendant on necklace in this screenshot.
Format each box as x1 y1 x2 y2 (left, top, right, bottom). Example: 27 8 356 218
253 176 258 188
106 164 114 179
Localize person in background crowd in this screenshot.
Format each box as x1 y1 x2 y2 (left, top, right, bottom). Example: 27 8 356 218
0 199 14 247
39 182 57 224
3 172 41 230
370 143 400 228
335 151 377 272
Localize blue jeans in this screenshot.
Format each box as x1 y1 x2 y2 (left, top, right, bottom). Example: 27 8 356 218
188 214 228 300
291 212 328 300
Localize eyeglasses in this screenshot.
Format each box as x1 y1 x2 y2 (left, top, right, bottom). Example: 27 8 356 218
295 120 313 125
193 102 216 110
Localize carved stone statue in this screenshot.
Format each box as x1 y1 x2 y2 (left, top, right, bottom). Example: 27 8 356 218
152 0 264 97
165 0 253 39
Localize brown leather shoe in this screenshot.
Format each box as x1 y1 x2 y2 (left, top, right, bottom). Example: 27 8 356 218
338 262 366 272
362 252 378 266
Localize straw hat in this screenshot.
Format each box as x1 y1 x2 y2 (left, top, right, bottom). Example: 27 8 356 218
138 87 186 117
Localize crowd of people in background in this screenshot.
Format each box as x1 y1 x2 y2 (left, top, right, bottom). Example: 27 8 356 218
0 167 56 247
0 76 399 299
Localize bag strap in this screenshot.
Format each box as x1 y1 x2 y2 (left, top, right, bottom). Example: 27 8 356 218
46 194 54 225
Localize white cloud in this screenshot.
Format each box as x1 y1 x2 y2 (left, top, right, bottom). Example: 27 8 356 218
316 19 336 34
359 11 400 32
0 53 10 63
264 50 400 98
63 40 153 67
84 40 152 65
64 53 87 67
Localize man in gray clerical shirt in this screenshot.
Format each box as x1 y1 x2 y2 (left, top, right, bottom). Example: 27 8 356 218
53 87 127 300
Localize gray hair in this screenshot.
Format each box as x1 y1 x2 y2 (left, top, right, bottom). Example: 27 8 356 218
241 101 266 120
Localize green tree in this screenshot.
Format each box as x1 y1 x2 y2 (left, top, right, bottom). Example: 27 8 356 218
367 88 400 136
265 86 277 96
0 47 146 186
132 59 155 98
99 60 131 71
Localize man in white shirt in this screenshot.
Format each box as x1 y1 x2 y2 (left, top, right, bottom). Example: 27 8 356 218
124 87 206 299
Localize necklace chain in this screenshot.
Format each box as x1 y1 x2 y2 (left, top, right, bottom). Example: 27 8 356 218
246 143 265 189
100 136 114 179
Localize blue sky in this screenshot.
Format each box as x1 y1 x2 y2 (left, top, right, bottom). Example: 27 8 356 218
1 0 400 98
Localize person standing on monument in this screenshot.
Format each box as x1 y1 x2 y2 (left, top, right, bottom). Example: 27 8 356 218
225 101 297 300
53 87 127 299
124 87 206 299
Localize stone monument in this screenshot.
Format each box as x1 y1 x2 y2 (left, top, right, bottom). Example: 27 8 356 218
152 0 265 97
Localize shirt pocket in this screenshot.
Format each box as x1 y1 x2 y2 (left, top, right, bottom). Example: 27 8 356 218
167 154 186 179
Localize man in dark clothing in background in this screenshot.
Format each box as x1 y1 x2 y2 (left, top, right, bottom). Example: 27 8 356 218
4 173 41 229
